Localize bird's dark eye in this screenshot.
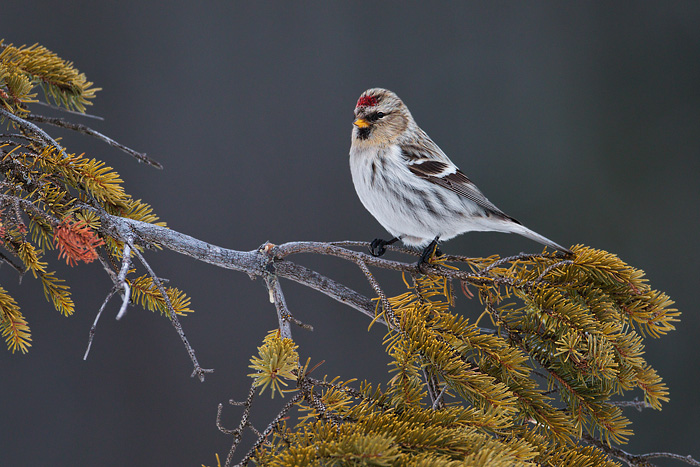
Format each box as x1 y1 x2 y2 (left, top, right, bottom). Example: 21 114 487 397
366 111 386 122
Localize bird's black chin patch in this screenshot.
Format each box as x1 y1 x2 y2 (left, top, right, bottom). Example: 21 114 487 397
356 127 371 140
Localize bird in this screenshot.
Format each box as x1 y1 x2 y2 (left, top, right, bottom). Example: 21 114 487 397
348 87 572 263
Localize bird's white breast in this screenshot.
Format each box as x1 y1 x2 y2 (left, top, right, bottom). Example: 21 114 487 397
350 144 453 245
349 142 501 247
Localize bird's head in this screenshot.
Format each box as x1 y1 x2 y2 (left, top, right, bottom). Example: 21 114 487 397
352 88 412 146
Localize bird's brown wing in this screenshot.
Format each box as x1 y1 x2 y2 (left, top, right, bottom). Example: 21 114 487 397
407 159 519 223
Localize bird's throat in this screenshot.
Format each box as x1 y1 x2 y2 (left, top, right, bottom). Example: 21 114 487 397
355 127 371 141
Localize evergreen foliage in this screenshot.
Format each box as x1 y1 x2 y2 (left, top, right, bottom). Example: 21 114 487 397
0 41 98 113
243 250 678 466
0 40 192 353
1 39 687 466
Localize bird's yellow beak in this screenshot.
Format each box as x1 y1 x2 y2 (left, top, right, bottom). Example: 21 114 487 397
353 118 370 128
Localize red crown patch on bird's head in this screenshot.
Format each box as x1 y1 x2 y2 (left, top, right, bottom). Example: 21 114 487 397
356 95 378 108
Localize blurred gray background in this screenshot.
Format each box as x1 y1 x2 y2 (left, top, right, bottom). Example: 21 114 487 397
2 2 699 466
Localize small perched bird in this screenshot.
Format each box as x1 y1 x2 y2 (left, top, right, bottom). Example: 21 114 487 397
349 88 572 260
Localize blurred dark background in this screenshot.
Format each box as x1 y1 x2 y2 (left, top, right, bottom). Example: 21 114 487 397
2 2 699 466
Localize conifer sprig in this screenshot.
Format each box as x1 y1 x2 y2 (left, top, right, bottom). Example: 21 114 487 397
0 41 99 113
229 247 680 466
0 39 187 353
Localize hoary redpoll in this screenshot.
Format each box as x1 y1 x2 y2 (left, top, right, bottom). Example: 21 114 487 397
349 88 572 261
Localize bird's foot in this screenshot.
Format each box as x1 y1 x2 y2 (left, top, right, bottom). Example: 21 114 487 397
369 237 399 257
417 237 441 272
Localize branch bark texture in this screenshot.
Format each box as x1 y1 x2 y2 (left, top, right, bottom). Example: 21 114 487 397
98 212 399 323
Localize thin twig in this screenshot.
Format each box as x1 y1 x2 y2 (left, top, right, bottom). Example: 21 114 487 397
84 240 134 359
266 273 293 340
261 243 313 335
115 240 133 320
232 392 304 467
356 258 396 329
479 252 543 274
0 133 44 146
609 399 653 412
422 364 443 409
637 453 700 466
97 253 119 283
298 378 335 423
0 250 25 277
25 113 162 168
218 383 256 464
273 260 383 324
130 244 212 382
0 107 65 155
270 277 313 332
32 100 105 120
432 383 449 410
83 287 118 360
582 433 700 466
305 377 365 400
441 253 486 263
535 259 574 282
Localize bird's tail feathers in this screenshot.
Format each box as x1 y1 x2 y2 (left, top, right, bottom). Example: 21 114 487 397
508 223 573 255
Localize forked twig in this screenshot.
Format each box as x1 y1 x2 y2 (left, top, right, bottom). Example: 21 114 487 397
218 383 258 465
130 244 212 381
231 392 304 467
